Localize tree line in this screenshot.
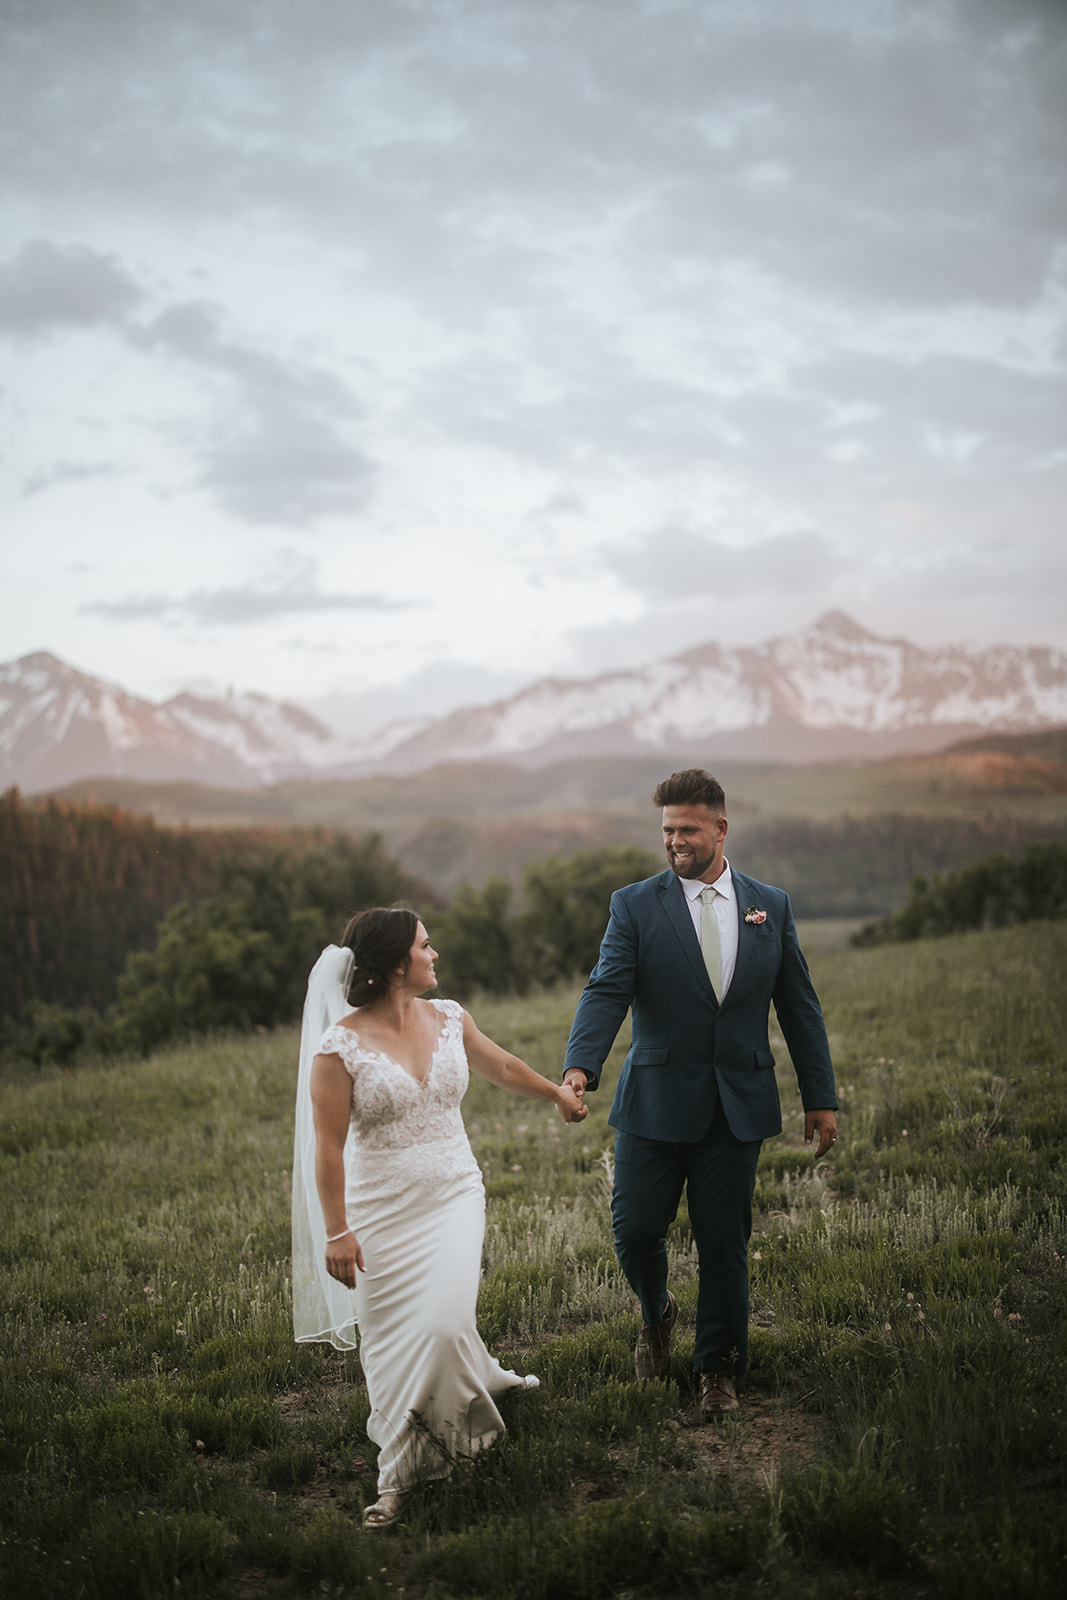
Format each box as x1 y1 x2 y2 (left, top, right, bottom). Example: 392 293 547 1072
7 784 1066 1068
2 787 263 1021
852 840 1067 945
0 788 658 1068
0 790 421 1066
739 812 1067 918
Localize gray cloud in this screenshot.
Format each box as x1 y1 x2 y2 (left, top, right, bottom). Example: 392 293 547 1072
2 241 377 521
133 299 374 522
82 584 407 626
23 459 118 496
567 509 1067 673
0 241 141 335
4 0 1065 678
195 407 374 524
6 2 1063 322
137 302 357 416
605 528 846 601
305 656 533 738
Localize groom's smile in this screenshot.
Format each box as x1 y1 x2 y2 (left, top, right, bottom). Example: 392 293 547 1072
661 802 728 883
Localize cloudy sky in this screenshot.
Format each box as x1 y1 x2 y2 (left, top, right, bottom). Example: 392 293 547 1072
2 0 1065 734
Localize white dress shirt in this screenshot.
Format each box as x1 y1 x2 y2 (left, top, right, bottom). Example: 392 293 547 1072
680 862 738 998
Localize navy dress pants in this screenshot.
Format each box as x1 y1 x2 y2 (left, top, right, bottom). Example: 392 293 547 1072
611 1105 762 1379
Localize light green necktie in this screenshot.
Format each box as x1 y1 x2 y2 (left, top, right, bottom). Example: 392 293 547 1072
700 885 722 1001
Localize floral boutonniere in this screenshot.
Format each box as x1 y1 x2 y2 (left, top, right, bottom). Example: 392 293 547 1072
743 906 767 925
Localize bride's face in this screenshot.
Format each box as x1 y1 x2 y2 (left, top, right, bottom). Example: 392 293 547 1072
403 921 439 992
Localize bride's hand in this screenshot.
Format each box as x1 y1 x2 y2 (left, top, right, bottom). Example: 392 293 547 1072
555 1084 588 1124
325 1231 364 1289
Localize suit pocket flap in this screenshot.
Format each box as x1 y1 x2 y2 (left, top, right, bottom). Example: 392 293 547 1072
718 1049 776 1070
631 1047 670 1066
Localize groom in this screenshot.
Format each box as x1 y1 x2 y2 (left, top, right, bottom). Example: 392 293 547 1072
563 768 837 1416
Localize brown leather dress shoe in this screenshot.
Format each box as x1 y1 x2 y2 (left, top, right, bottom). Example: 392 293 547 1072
634 1290 678 1380
699 1372 739 1417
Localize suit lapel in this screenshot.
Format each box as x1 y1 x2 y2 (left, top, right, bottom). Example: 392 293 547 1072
657 870 718 999
725 870 758 1006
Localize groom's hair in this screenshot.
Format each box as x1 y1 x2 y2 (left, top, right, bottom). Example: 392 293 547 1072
652 769 727 813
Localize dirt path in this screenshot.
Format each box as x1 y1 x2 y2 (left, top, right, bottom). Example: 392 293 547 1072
679 1384 825 1488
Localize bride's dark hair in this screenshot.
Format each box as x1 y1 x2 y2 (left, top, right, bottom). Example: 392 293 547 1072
341 906 419 1006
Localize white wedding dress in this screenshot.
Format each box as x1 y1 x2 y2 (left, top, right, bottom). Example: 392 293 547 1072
317 998 529 1494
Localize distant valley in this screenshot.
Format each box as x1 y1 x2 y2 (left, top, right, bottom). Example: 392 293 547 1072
48 729 1067 911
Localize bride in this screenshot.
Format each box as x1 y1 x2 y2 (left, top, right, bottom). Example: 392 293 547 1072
291 906 587 1527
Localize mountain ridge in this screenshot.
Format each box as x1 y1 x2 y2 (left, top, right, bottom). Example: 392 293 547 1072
0 650 347 794
4 612 1067 793
349 609 1067 771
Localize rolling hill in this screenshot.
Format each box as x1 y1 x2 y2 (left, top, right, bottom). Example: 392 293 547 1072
47 728 1067 909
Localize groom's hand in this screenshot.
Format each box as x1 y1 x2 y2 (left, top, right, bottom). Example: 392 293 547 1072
556 1083 588 1123
806 1109 838 1159
563 1069 588 1101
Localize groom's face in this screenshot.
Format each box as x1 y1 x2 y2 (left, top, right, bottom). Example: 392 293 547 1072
662 803 728 882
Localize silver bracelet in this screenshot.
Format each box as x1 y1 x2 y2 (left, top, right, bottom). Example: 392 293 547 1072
325 1226 353 1243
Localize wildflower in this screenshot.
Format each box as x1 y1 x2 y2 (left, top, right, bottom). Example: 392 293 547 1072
97 1312 107 1322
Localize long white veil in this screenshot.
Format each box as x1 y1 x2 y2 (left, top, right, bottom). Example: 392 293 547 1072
291 943 359 1349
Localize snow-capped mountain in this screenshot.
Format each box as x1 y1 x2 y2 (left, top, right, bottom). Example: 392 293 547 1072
4 613 1067 794
0 652 350 793
359 611 1067 771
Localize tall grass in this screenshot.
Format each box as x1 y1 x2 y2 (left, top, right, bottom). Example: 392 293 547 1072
1 922 1064 1597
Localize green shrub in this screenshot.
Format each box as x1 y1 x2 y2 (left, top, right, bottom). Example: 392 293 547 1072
853 840 1067 945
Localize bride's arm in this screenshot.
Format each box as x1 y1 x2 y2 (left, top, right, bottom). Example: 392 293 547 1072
310 1051 365 1285
461 1011 587 1124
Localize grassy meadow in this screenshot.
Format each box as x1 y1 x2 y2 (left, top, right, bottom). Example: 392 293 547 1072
2 922 1065 1598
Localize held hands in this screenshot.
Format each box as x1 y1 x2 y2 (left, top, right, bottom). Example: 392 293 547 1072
806 1109 839 1159
556 1080 588 1123
324 1229 364 1290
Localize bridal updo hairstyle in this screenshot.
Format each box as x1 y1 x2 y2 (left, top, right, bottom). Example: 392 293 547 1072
341 906 419 1006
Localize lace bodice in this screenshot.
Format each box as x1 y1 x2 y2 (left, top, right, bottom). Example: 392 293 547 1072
318 998 479 1204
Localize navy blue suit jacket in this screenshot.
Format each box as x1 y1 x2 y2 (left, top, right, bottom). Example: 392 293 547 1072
563 868 837 1144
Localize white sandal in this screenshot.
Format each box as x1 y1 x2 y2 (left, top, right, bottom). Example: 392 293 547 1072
362 1489 406 1529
